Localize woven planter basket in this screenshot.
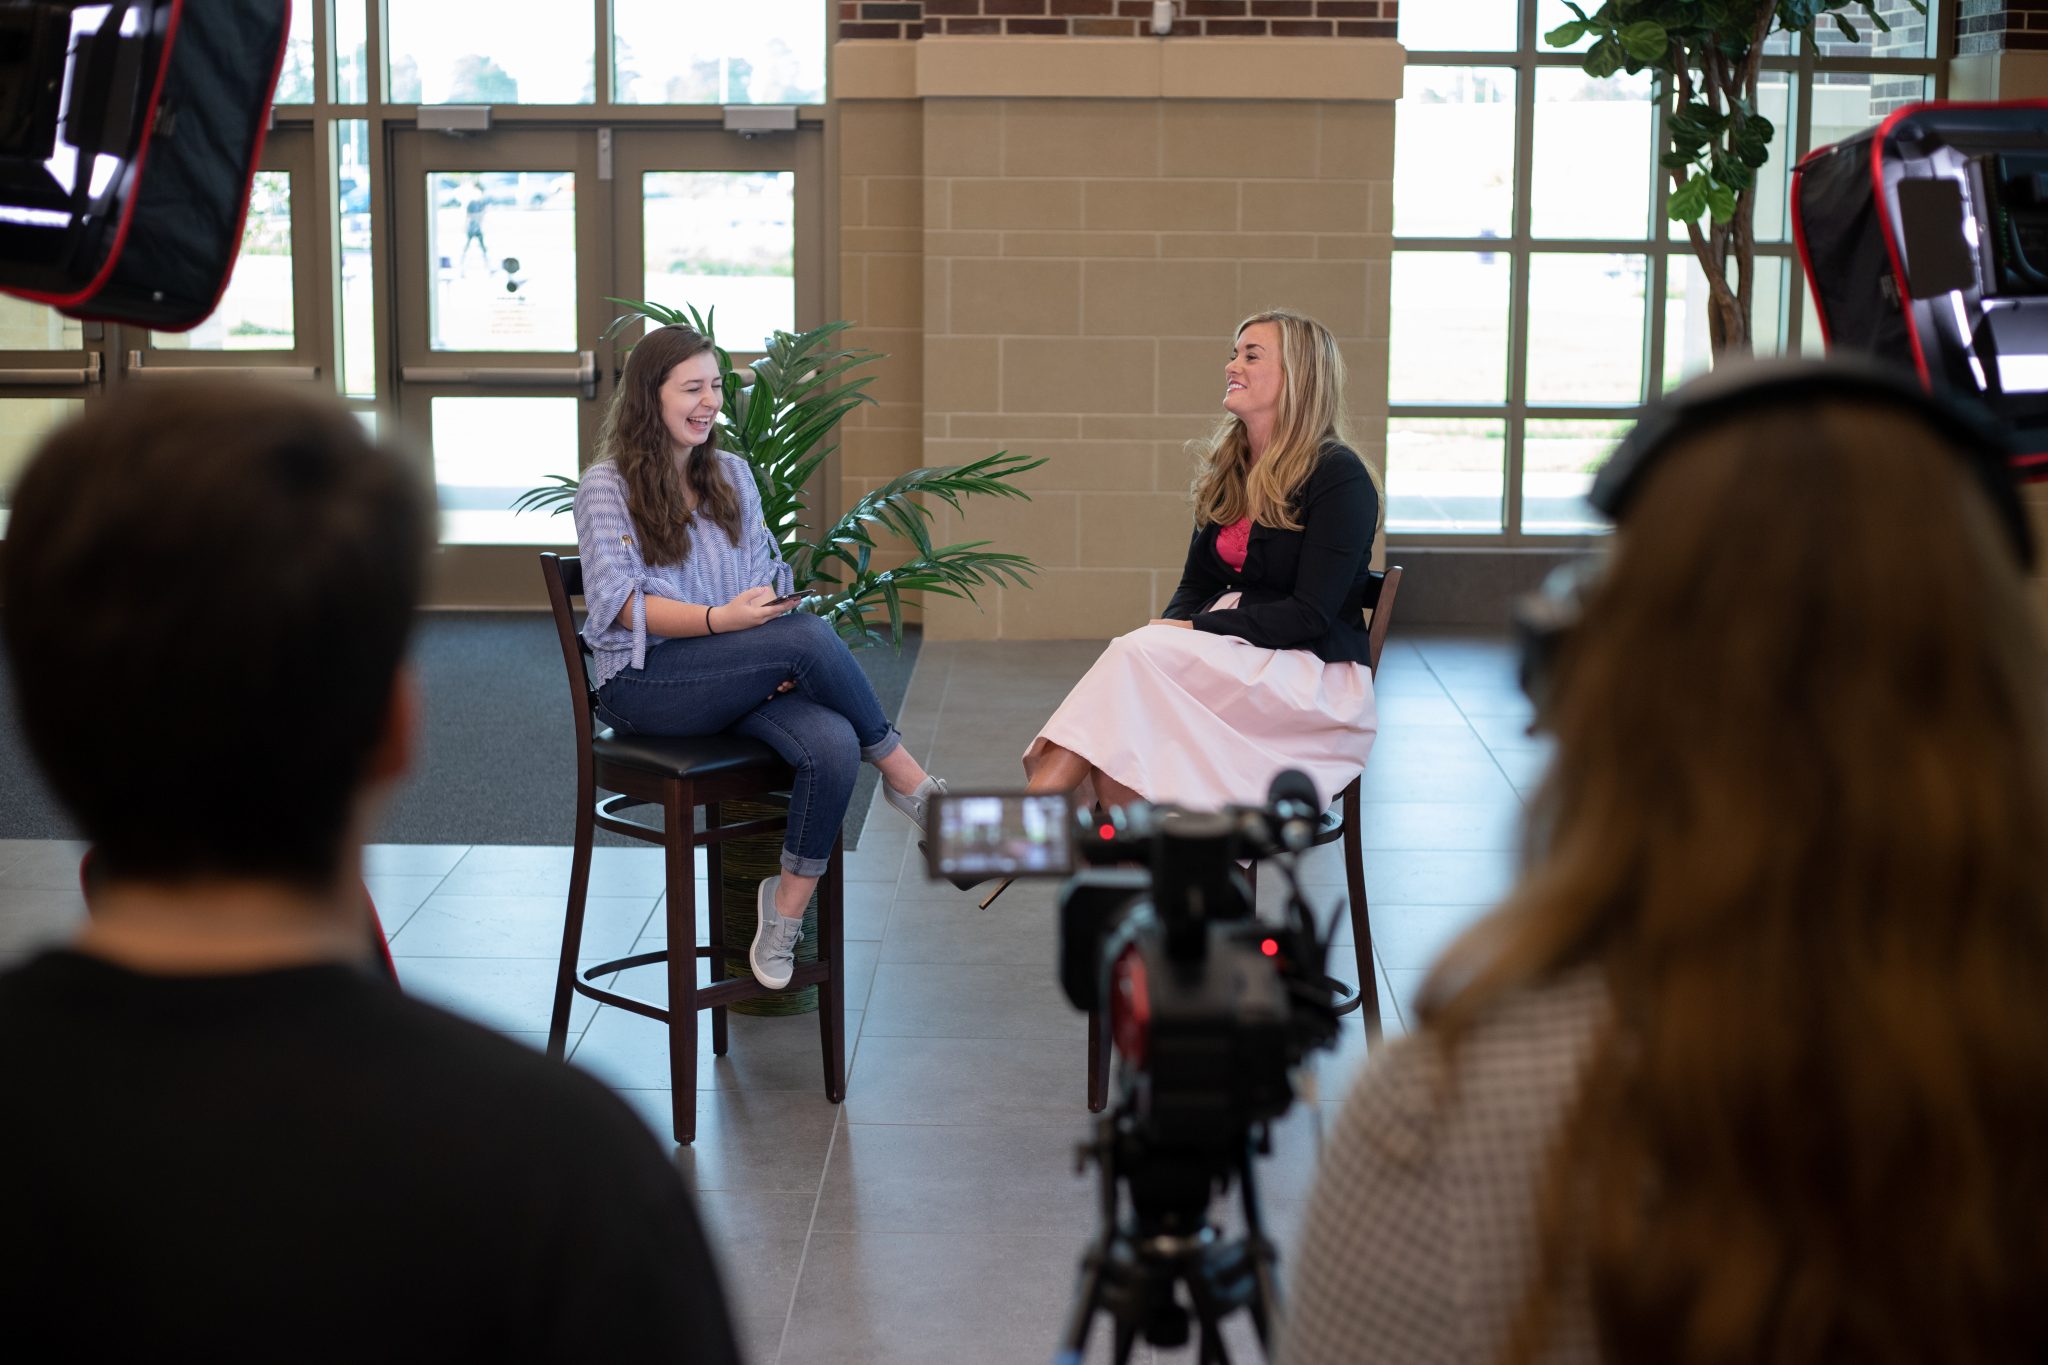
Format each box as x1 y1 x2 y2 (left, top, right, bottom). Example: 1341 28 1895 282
717 795 819 1017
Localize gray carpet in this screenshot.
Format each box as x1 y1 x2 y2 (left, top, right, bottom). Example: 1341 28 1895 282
0 614 921 849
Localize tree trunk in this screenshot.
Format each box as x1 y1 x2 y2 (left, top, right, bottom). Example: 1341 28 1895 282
1710 280 1749 358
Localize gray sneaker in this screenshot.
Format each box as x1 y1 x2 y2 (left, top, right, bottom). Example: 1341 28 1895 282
883 775 948 835
749 875 803 990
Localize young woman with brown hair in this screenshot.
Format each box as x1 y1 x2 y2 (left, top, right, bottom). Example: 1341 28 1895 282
1281 363 2048 1365
574 325 948 990
962 310 1384 904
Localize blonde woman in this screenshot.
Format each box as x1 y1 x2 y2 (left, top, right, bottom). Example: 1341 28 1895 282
972 310 1381 904
1281 363 2048 1365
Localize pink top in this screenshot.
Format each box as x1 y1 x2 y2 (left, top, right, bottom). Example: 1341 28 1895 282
1216 516 1252 572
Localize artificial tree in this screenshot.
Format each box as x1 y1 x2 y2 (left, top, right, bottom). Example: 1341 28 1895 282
1548 1 1923 358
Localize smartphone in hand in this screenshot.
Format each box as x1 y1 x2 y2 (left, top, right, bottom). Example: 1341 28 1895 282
767 592 802 608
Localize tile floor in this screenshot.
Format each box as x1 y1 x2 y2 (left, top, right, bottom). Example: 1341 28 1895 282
0 631 1544 1365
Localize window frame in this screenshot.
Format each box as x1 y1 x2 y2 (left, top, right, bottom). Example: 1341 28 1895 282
1390 0 1952 547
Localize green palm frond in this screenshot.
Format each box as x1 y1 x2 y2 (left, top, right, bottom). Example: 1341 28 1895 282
516 301 1046 647
806 546 1041 649
510 474 579 517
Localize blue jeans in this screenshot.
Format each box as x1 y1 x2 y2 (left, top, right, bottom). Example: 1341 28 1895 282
595 611 902 877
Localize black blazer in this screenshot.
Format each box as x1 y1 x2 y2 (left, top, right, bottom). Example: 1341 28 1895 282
1162 443 1379 665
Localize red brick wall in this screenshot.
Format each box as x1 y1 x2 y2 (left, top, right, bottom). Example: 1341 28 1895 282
1960 1 2048 54
838 1 1398 41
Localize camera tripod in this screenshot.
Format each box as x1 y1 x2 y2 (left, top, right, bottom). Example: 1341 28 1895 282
1054 1107 1282 1365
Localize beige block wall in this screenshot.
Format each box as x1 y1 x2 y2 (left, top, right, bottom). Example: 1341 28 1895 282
835 41 1398 640
920 96 1393 639
836 99 928 620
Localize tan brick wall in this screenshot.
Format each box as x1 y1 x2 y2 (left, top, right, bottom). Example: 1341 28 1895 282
837 1 1399 41
917 96 1392 638
833 37 1398 639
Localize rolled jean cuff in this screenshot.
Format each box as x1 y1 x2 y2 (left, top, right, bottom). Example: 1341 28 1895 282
860 726 903 763
781 848 831 879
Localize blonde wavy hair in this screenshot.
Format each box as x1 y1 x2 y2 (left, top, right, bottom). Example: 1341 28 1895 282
1420 399 2048 1365
1189 309 1379 532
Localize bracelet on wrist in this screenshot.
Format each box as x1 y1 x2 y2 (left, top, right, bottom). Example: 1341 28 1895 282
705 604 717 635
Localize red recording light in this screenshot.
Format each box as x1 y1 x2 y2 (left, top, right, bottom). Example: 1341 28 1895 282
1098 823 1114 840
1260 938 1280 957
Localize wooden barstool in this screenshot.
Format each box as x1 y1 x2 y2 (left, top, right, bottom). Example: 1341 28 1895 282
540 553 846 1144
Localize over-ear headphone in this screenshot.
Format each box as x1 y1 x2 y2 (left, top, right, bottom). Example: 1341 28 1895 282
1514 356 2034 709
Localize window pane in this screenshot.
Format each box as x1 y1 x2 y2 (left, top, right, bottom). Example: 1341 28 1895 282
1399 0 1516 51
388 1 595 104
274 0 314 103
155 171 294 351
1395 68 1516 239
0 297 83 350
613 0 825 105
1534 0 1595 53
337 0 369 103
642 172 795 354
1387 418 1505 533
431 397 577 544
1663 253 1789 392
1389 251 1512 404
1527 253 1647 405
1523 419 1626 535
1 399 83 509
1532 67 1653 240
338 122 374 395
1813 0 1940 61
428 172 576 352
1811 73 1932 154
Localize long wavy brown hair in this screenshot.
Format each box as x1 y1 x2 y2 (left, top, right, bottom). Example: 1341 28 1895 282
1190 309 1382 532
600 324 744 567
1419 397 2048 1364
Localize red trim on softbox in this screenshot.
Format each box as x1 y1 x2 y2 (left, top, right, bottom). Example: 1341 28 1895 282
1790 145 1831 349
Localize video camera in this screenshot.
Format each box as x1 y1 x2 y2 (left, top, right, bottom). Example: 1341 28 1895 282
925 773 1346 1365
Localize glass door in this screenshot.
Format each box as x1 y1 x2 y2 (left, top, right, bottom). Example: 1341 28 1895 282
608 126 827 525
609 128 825 363
127 129 325 383
389 127 605 546
387 123 823 573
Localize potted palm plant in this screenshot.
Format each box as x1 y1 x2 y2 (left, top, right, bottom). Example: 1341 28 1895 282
518 299 1045 1014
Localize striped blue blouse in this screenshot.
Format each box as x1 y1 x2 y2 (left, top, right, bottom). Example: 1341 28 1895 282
572 453 796 689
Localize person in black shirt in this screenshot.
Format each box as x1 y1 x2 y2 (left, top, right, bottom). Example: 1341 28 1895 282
964 310 1382 909
0 380 742 1363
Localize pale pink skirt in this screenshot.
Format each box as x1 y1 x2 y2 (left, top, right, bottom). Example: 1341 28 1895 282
1023 617 1377 814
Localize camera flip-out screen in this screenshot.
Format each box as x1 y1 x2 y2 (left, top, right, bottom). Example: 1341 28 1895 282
926 792 1076 880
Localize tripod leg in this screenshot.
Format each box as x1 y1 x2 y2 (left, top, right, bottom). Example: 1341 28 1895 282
1056 1115 1125 1365
1055 1248 1107 1365
1186 1276 1236 1365
1237 1136 1282 1348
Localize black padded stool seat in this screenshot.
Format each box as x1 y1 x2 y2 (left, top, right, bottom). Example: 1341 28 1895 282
592 728 788 779
541 552 847 1146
